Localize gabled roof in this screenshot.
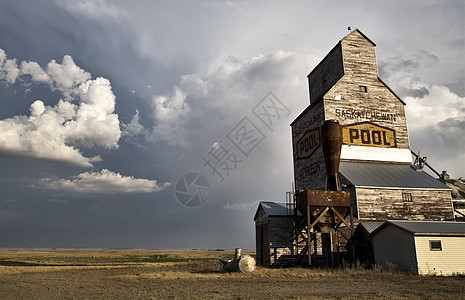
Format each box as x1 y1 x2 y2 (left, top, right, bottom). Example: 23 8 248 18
378 77 406 105
339 161 451 190
358 222 384 234
253 201 297 220
290 95 322 126
342 29 376 47
370 220 465 237
306 29 375 78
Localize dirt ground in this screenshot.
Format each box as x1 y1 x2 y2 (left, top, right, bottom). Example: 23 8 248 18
0 248 464 299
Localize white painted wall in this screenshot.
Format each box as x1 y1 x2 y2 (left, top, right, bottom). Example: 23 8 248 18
415 236 465 276
341 145 412 163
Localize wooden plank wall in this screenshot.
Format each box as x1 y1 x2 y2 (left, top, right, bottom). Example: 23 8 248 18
356 188 454 221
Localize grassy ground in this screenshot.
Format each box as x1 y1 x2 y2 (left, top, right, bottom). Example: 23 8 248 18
0 248 464 299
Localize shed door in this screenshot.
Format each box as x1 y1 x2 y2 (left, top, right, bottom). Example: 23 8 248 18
255 223 270 267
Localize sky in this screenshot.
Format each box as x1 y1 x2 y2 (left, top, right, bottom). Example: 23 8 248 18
0 0 463 250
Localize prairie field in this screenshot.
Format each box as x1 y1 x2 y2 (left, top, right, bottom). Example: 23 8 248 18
0 248 464 299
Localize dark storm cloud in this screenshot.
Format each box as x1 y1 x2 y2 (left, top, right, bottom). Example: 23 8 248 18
378 51 439 99
409 116 465 176
405 87 430 99
0 0 463 249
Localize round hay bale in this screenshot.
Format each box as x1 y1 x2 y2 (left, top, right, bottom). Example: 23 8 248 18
238 255 256 273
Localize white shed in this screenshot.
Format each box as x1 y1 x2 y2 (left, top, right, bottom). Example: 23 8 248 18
370 220 465 275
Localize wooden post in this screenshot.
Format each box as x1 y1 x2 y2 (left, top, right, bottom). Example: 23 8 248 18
307 204 312 267
233 248 241 266
350 205 355 263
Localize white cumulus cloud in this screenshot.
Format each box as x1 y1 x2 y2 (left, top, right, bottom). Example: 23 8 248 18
46 55 91 96
20 61 50 82
122 109 145 136
381 50 465 177
0 48 121 167
34 169 171 194
405 85 465 177
0 48 20 84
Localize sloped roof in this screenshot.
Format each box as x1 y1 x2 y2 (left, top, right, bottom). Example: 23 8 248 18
254 201 298 220
342 28 376 46
339 161 451 190
260 201 290 216
377 77 406 105
370 220 465 236
358 222 384 234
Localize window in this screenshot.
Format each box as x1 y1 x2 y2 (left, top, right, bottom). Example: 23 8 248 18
402 192 412 202
429 240 442 251
359 85 368 92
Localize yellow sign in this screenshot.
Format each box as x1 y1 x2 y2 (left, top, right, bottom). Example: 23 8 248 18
297 128 320 159
342 122 396 148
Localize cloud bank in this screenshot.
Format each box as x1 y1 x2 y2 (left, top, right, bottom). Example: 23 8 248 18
0 49 121 167
35 169 171 194
381 51 465 177
149 51 316 147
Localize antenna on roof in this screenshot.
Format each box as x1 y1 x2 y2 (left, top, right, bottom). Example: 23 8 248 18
410 149 442 178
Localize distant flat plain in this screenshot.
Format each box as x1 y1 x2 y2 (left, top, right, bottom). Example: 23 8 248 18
0 248 464 299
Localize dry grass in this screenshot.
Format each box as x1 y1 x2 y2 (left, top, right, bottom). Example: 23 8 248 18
0 248 464 299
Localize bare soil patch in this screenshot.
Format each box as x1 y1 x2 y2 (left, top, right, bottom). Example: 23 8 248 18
0 248 463 299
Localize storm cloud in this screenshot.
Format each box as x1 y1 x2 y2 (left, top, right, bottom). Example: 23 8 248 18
0 0 463 249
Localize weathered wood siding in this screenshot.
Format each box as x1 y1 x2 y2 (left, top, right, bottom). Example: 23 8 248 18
254 206 270 267
291 100 326 191
269 217 294 266
255 205 295 267
453 200 465 219
356 188 454 221
308 42 344 103
254 206 268 225
415 236 465 275
323 30 410 150
292 30 412 191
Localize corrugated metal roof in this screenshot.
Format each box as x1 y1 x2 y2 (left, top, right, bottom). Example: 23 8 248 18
260 201 292 216
371 220 465 236
254 201 302 221
359 222 384 234
339 161 451 190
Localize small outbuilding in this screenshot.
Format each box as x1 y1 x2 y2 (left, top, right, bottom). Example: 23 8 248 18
254 202 295 267
370 220 465 275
